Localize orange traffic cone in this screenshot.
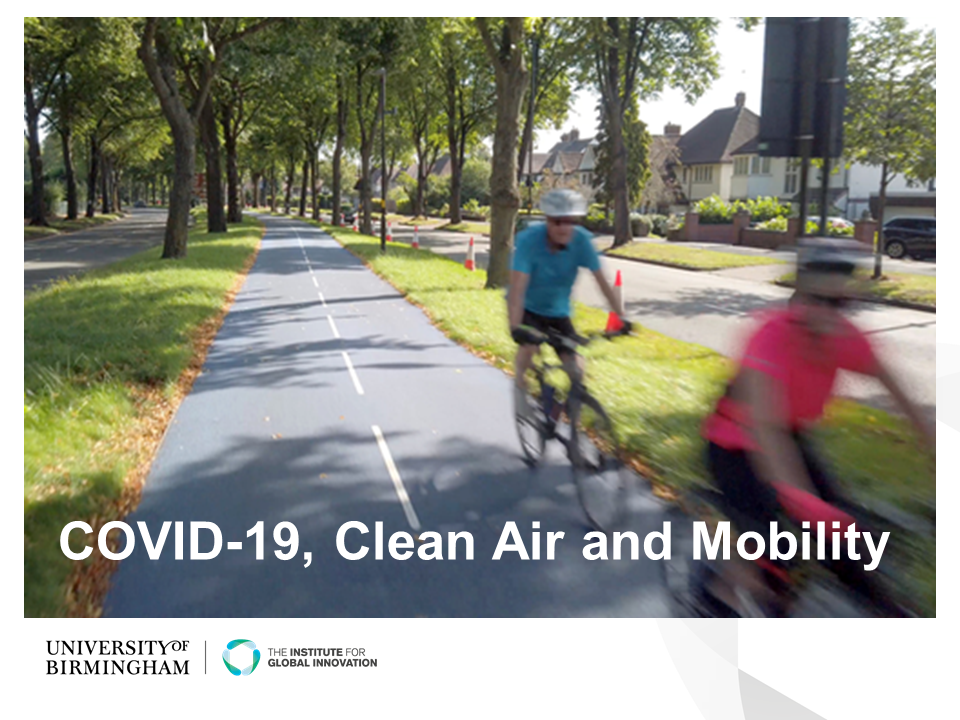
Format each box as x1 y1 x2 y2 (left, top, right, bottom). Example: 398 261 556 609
352 220 358 232
605 311 625 334
412 226 420 249
386 221 392 243
465 236 476 271
614 270 623 312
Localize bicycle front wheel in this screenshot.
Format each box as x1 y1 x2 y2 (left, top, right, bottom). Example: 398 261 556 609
569 392 629 532
515 387 546 467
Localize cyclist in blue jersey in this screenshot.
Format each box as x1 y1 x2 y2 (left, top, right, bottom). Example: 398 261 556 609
508 189 629 417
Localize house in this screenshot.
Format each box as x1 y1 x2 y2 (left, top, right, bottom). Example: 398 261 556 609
672 91 935 220
673 92 759 207
527 129 599 201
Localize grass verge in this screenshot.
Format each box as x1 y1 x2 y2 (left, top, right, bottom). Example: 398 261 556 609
24 215 263 617
606 241 785 270
437 220 490 236
24 213 125 241
778 270 935 309
304 218 934 615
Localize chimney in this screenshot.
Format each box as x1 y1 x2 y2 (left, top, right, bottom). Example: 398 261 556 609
735 92 746 108
569 128 579 141
664 123 681 138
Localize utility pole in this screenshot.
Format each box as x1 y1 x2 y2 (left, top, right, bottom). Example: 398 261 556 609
379 67 387 254
526 33 539 215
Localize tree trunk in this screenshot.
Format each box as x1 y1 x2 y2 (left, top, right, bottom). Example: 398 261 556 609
86 135 99 218
479 18 528 289
299 160 308 217
332 83 347 227
114 168 122 213
416 158 427 218
250 171 260 208
360 144 372 235
284 158 295 215
61 127 78 220
164 121 196 258
200 97 226 233
310 153 319 221
222 104 242 223
101 153 111 214
607 96 631 246
25 81 47 225
872 162 888 280
269 164 277 212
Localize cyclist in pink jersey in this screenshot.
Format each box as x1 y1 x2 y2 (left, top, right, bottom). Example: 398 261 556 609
701 238 933 616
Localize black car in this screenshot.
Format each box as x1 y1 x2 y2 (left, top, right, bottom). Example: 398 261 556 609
883 217 935 259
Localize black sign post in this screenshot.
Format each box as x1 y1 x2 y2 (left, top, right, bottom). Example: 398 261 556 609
759 17 850 236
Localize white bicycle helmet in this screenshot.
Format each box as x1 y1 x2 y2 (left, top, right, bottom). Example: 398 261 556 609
539 189 587 218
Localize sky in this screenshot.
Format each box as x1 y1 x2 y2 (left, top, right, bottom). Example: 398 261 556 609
533 16 938 153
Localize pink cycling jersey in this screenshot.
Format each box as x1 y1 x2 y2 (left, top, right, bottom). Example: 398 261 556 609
703 304 879 452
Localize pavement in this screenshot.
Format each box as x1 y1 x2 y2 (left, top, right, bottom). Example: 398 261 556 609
103 215 671 618
24 209 169 294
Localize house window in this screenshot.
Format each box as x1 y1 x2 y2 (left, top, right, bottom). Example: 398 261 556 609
784 158 800 195
694 165 713 184
734 157 749 176
762 157 770 174
751 156 760 175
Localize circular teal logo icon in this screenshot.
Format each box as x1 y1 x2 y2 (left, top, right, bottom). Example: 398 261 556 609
222 639 261 676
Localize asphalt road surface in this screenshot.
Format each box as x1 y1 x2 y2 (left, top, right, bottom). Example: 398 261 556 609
104 215 671 618
24 209 168 294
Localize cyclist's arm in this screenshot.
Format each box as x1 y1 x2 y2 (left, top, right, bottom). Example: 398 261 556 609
592 268 624 316
508 270 530 329
874 358 935 456
742 367 819 495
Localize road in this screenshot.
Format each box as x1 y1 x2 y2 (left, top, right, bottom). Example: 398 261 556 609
24 209 168 294
384 224 935 422
104 215 670 618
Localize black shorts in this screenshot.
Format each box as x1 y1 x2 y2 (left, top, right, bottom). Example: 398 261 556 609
707 436 843 537
522 309 578 355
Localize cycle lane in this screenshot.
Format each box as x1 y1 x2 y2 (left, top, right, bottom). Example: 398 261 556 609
105 215 669 617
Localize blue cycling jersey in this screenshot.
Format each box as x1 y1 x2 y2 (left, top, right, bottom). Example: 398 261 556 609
511 222 600 318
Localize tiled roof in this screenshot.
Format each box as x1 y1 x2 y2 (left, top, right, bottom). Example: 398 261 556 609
676 105 760 165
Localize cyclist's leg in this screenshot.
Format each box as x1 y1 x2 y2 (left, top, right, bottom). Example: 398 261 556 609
707 442 786 614
514 344 537 391
548 315 584 385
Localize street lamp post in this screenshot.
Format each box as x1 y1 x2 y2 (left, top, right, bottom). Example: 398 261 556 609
379 67 387 254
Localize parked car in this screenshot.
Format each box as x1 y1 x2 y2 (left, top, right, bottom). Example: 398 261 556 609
341 205 357 224
133 199 147 208
883 217 936 259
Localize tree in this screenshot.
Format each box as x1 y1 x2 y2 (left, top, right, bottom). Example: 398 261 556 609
516 18 586 184
395 18 445 218
441 19 496 225
338 18 407 236
24 17 83 225
592 96 651 211
587 17 755 246
844 17 936 278
138 18 273 258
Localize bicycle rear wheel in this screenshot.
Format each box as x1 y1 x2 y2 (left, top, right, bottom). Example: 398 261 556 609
569 391 629 532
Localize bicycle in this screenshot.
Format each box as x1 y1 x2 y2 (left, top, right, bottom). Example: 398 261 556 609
660 482 933 618
513 325 632 532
